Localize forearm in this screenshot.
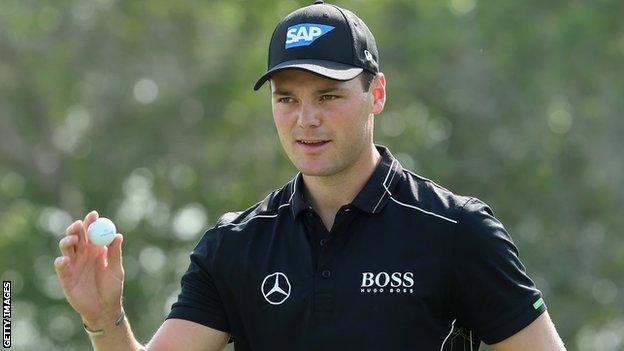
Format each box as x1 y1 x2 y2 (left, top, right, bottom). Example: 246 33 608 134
83 309 146 351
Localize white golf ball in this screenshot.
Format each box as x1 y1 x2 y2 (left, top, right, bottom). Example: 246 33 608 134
87 217 117 246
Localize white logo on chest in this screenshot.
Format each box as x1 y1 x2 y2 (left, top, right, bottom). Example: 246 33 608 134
261 272 291 305
361 272 415 294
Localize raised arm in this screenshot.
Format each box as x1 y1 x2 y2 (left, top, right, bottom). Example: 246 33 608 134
54 210 229 351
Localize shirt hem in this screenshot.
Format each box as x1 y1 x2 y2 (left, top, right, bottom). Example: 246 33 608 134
480 293 548 344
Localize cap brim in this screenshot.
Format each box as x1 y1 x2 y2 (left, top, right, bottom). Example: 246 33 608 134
253 59 363 91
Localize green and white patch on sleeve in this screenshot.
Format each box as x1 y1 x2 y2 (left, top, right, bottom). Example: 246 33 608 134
533 297 545 310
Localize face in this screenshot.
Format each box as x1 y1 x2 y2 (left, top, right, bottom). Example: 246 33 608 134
270 69 386 178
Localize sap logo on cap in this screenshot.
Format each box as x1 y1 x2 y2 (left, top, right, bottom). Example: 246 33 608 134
285 23 335 49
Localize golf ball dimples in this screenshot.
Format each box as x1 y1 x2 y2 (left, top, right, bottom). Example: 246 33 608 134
88 218 116 246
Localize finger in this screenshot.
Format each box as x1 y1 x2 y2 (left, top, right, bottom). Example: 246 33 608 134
65 220 81 237
82 210 99 245
54 256 71 279
59 235 78 258
107 234 124 270
66 220 87 249
98 245 109 270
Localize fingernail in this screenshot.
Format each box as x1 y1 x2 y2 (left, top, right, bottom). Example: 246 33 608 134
55 257 65 265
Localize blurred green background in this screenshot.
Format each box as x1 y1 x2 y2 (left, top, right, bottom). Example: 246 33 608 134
1 0 623 350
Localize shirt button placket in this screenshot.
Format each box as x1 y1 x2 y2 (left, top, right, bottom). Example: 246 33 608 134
315 235 334 316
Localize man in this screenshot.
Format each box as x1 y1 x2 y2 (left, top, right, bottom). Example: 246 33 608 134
54 1 566 350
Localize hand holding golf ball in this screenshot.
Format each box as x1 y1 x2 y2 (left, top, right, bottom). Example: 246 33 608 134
87 217 117 246
55 211 125 326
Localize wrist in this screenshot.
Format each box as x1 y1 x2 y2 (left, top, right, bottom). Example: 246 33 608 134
82 307 125 335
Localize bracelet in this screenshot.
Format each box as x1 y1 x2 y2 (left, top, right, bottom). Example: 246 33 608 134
83 309 125 337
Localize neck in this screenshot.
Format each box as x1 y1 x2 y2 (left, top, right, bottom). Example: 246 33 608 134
301 144 381 229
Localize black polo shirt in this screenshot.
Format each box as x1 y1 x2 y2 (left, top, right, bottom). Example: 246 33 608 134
167 145 546 350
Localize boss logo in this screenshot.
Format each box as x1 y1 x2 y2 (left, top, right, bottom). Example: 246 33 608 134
361 272 414 294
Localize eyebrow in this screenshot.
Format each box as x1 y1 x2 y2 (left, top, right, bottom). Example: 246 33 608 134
272 86 347 96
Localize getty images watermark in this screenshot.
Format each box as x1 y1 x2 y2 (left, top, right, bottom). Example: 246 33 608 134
2 281 10 348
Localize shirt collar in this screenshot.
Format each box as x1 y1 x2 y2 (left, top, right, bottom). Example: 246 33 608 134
289 144 403 219
290 172 308 218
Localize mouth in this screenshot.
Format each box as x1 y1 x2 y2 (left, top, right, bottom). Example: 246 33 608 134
296 139 331 152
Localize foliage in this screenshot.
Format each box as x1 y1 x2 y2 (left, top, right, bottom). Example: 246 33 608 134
0 0 622 350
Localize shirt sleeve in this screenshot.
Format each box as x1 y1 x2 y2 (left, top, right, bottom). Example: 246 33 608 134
166 225 231 333
450 197 547 344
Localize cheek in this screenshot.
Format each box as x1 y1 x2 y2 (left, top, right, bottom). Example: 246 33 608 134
272 109 293 138
333 103 369 136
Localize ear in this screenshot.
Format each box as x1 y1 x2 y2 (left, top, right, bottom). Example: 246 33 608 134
370 73 386 115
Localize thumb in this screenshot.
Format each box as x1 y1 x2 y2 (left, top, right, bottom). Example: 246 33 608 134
108 234 124 270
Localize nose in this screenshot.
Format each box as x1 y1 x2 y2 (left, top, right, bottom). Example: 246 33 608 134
297 101 321 128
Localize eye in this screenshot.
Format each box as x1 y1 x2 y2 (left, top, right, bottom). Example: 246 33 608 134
320 95 339 101
277 97 295 103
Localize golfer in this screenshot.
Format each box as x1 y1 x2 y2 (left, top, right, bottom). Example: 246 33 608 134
55 1 567 350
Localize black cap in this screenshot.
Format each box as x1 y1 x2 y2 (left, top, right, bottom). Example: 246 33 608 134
253 0 379 91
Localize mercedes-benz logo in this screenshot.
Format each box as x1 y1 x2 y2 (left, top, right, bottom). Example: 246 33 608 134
261 272 291 305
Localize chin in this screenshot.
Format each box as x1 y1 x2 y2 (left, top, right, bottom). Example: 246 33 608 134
296 164 340 177
289 152 342 177
299 169 329 177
